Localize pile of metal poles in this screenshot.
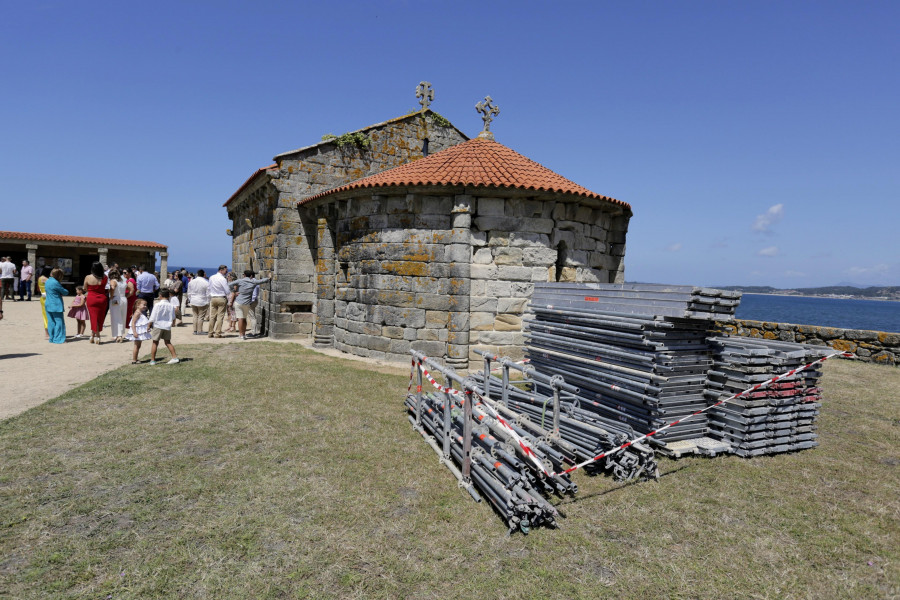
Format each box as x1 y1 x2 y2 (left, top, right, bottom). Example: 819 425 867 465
705 336 829 456
525 283 740 446
405 350 577 534
470 350 658 481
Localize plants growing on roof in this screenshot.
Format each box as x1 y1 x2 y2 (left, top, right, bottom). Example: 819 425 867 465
429 111 452 128
321 131 371 149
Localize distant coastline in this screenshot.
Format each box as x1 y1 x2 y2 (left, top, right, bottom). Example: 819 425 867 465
718 285 900 303
745 292 898 302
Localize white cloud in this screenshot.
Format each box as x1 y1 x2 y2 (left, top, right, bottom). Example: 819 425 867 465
752 204 784 233
758 246 779 257
846 264 890 276
666 242 682 252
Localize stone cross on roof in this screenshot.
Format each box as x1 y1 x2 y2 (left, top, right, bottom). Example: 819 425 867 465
416 81 434 111
475 96 500 139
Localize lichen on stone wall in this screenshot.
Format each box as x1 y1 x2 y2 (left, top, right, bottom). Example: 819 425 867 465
722 319 898 366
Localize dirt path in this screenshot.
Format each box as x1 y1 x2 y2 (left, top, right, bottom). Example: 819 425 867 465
0 298 409 421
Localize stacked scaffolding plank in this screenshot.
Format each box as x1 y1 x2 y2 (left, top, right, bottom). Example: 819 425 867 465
526 283 741 446
706 336 829 457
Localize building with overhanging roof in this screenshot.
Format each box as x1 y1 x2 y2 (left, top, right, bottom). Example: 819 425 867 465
0 230 167 287
299 137 630 368
224 95 630 367
224 108 469 339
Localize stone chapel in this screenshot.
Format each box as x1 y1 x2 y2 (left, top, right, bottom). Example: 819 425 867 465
225 93 631 368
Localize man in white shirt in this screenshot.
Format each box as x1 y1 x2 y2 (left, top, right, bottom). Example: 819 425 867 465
187 269 210 335
148 289 179 365
207 265 230 338
0 257 16 301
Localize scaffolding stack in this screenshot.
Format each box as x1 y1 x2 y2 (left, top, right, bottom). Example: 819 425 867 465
525 283 740 449
403 282 844 533
706 336 830 457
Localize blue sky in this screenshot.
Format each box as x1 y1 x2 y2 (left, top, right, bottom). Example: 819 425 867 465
2 1 897 288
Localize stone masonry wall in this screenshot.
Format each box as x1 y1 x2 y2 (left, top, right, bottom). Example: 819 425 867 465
467 195 629 366
719 319 900 366
319 187 630 368
329 192 464 365
227 112 468 338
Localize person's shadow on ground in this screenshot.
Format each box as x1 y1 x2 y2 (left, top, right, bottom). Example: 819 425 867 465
0 353 41 360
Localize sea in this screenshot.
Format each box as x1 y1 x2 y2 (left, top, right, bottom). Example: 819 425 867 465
735 293 900 333
157 265 219 276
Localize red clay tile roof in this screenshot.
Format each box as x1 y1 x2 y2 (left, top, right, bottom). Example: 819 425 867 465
224 164 278 208
299 138 629 209
0 231 166 250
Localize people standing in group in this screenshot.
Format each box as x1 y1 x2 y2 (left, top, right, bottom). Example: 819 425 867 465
38 265 52 339
84 262 109 345
105 263 118 291
124 267 137 324
127 299 151 364
179 270 190 312
0 257 16 301
44 268 69 344
147 289 179 365
168 287 182 327
108 268 128 343
167 273 184 326
224 272 238 334
162 272 175 294
207 265 230 338
187 269 209 335
18 259 33 301
67 286 89 338
229 269 271 340
135 265 159 315
248 283 261 336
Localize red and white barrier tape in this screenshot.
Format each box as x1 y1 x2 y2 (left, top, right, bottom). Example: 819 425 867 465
413 358 551 475
557 351 854 475
409 351 853 478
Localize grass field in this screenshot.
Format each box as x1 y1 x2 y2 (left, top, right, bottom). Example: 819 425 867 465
1 343 897 599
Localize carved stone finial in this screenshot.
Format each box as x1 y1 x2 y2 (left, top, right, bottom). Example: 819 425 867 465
416 81 434 111
475 96 500 139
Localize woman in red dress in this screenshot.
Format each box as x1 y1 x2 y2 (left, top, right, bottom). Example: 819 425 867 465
83 261 109 345
124 266 137 323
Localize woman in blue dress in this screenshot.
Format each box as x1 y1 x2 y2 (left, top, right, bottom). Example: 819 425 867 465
45 267 69 344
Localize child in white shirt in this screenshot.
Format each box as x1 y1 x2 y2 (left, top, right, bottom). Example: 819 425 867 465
169 289 183 326
148 289 179 365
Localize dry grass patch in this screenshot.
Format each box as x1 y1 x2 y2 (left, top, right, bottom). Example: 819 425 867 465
0 346 897 599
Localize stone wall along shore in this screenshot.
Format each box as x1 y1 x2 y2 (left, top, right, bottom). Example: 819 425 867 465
719 319 899 366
